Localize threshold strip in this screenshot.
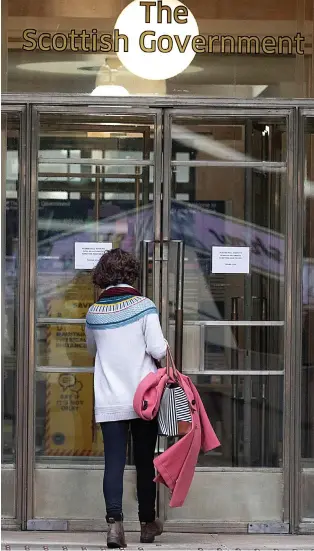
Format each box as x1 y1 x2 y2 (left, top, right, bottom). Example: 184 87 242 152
3 546 314 551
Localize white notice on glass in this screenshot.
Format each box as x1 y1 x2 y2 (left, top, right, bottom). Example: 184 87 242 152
74 242 112 270
212 246 250 274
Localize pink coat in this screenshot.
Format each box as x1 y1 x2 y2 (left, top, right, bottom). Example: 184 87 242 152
133 368 220 507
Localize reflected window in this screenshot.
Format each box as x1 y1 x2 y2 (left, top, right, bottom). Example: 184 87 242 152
302 118 314 465
2 113 20 466
193 374 283 468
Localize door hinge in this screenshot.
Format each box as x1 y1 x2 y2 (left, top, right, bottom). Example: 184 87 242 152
27 519 68 531
248 522 289 534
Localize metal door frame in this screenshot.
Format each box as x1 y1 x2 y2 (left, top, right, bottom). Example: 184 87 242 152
2 103 31 530
2 95 314 533
295 107 314 535
22 103 164 531
159 105 299 533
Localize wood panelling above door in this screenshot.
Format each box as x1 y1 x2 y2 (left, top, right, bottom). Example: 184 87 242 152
8 0 314 21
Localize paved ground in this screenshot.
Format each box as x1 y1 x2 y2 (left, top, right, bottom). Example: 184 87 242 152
2 531 314 551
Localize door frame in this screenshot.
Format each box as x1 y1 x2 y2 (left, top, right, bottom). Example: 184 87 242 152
159 105 298 532
2 103 31 530
22 103 164 531
1 95 314 533
295 107 314 534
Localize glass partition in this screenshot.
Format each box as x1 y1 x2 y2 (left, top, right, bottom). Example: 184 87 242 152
1 111 21 519
301 113 314 521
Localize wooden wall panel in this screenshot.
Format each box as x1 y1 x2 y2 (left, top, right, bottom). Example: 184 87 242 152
9 0 129 18
9 0 311 21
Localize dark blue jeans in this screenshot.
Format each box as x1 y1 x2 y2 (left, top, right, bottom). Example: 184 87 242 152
100 418 158 523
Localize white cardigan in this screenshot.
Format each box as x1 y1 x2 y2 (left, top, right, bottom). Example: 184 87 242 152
85 285 167 423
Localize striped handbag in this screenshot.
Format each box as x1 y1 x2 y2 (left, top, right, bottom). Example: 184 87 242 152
157 346 192 437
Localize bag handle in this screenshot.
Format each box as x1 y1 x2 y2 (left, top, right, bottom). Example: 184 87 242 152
166 345 179 380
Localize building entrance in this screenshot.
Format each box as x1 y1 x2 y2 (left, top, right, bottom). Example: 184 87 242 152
2 97 314 534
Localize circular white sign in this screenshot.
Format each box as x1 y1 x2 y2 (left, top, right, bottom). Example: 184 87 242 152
114 0 199 81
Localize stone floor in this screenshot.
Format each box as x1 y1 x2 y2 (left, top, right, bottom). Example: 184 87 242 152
2 531 314 551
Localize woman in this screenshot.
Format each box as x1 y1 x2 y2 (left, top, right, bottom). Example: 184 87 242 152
85 248 167 549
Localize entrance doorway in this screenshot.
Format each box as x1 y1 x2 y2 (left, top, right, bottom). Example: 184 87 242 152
2 98 314 534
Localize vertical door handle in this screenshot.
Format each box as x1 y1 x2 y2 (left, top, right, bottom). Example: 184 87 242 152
140 240 152 296
142 239 184 369
173 240 185 372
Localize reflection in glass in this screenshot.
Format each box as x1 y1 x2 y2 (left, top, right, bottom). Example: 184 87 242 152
36 372 160 464
166 119 286 470
36 114 156 318
169 162 285 322
171 118 287 162
2 113 19 465
36 371 282 468
302 119 314 469
189 375 283 468
37 324 94 368
34 114 160 464
36 372 103 460
8 22 311 98
168 324 284 373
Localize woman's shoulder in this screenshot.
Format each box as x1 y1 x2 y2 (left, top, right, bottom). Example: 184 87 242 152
140 296 159 313
85 295 158 329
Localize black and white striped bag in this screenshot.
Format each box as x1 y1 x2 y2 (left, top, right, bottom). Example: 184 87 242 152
157 347 192 437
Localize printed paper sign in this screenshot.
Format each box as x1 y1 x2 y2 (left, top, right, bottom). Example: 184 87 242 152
212 246 250 274
74 242 112 270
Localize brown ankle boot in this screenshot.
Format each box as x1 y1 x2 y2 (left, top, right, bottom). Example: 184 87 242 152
140 518 163 543
107 518 127 548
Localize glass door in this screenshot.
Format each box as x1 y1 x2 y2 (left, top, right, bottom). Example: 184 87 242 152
299 109 314 531
160 107 296 531
2 106 28 529
2 99 307 534
26 106 162 530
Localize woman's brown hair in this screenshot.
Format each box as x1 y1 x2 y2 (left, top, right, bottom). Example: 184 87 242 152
92 248 140 289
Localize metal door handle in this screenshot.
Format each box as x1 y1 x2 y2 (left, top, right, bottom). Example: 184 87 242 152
142 239 185 370
172 240 185 372
140 240 152 296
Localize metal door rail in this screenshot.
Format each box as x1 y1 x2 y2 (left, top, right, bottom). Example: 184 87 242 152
36 367 94 373
38 157 153 167
36 366 283 375
174 320 285 326
184 370 284 376
38 172 145 179
37 319 86 325
171 160 286 170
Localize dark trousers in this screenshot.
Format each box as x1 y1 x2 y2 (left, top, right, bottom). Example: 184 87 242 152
100 418 158 523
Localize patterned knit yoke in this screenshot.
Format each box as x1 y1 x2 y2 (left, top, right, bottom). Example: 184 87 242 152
86 286 158 331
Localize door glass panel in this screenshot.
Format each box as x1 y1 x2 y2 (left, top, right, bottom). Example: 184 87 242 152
166 114 287 475
170 116 287 162
37 114 155 319
36 371 101 459
190 374 283 468
2 111 20 518
168 167 286 323
168 324 284 373
37 324 94 368
36 369 160 463
301 114 314 520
